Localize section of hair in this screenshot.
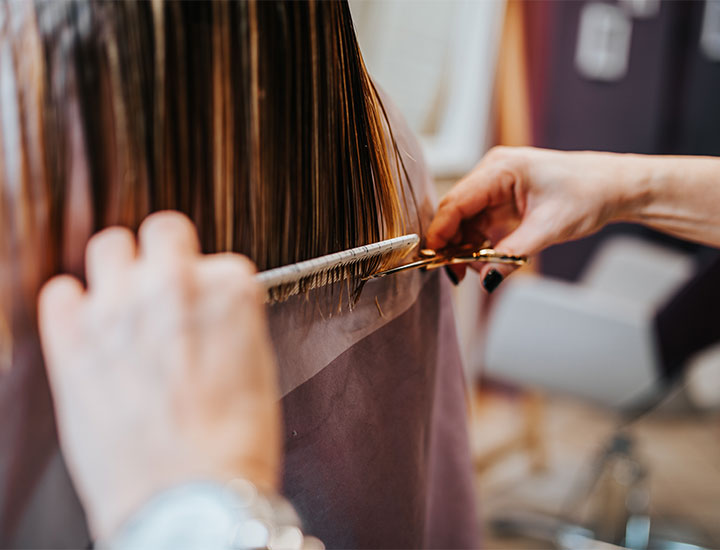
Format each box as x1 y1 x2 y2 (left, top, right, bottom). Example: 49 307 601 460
0 0 417 368
58 0 412 266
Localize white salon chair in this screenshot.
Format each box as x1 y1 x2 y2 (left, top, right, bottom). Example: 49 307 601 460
483 236 719 549
485 236 695 409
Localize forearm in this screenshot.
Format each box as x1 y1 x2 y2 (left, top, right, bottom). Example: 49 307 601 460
611 154 720 247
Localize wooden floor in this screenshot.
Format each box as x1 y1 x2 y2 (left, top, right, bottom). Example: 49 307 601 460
471 387 720 549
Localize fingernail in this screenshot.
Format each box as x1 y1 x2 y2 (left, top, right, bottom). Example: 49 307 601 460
482 269 503 293
444 266 459 286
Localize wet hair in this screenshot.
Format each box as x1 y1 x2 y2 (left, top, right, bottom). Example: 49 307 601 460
0 0 416 371
0 1 417 536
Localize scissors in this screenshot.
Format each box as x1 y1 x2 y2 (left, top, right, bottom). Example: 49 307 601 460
367 242 528 280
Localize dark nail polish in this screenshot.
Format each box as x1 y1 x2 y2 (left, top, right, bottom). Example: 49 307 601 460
482 269 503 293
444 266 459 286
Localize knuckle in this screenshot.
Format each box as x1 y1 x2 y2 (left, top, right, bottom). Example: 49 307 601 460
439 188 463 212
485 146 509 163
485 147 526 176
443 199 463 223
438 191 453 212
496 166 519 184
438 192 454 209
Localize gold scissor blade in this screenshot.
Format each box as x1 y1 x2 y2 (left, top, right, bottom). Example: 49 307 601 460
468 249 528 266
367 245 528 280
365 257 437 279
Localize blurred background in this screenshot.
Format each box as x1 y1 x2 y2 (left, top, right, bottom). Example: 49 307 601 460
351 1 720 549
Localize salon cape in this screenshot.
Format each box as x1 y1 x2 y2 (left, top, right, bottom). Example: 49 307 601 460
0 95 478 549
269 94 478 549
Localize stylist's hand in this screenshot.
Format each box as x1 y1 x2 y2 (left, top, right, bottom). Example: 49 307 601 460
37 212 280 540
428 146 644 291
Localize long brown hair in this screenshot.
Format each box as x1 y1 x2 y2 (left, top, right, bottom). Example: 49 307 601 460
0 0 416 371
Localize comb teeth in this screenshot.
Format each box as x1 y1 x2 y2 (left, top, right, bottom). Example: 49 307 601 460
257 234 420 305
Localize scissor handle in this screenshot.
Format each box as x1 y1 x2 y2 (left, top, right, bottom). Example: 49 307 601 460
423 245 528 269
368 244 528 279
454 249 528 266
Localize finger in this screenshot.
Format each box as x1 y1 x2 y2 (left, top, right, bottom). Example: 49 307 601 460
427 169 517 250
197 253 262 305
493 215 555 258
444 264 466 285
194 254 270 378
471 262 519 294
37 275 85 368
470 220 550 293
427 200 468 251
85 226 136 292
138 211 200 262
